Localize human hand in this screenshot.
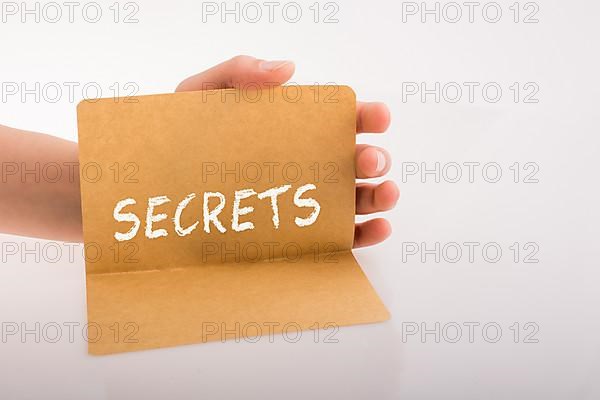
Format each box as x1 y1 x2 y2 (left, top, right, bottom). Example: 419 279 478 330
176 55 399 248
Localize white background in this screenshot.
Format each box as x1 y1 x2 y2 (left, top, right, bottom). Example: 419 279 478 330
1 0 599 399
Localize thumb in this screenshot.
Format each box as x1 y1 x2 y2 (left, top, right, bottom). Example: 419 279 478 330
175 55 295 92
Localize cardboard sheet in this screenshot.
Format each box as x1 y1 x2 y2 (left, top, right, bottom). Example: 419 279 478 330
77 85 389 354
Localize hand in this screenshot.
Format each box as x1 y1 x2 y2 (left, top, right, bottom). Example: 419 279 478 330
176 55 399 248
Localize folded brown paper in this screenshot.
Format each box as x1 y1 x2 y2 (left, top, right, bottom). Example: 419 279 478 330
77 85 389 354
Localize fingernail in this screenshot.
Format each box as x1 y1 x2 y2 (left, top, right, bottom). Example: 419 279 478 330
375 150 387 173
260 60 292 71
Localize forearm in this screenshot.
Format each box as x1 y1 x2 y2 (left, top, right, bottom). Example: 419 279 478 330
0 124 82 242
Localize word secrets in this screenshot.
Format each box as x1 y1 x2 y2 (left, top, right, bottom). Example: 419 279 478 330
112 183 320 241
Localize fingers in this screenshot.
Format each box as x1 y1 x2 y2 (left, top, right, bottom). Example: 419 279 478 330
176 55 295 92
356 181 399 215
355 144 392 178
356 102 390 134
175 59 395 249
353 218 392 248
354 100 395 248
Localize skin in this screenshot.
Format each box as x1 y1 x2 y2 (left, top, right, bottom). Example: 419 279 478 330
0 55 399 248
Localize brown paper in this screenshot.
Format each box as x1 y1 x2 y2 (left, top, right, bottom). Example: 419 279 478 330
77 85 389 354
